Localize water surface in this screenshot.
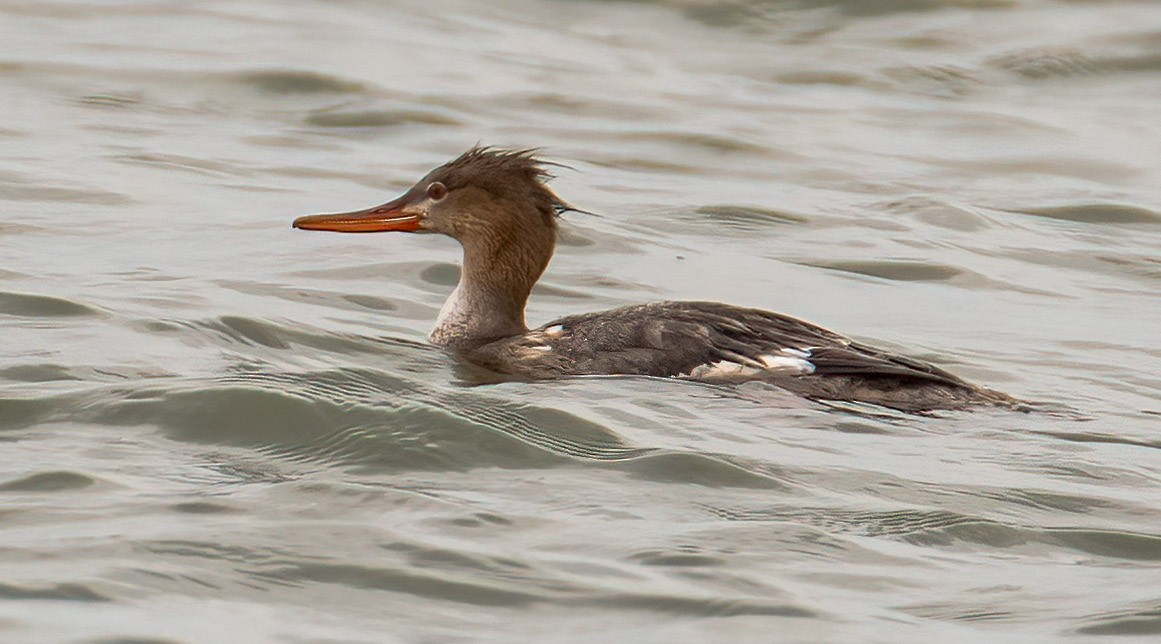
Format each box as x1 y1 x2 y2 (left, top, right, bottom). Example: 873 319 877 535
2 0 1160 640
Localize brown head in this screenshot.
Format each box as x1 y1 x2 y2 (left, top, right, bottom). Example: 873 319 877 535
294 146 574 347
293 146 568 238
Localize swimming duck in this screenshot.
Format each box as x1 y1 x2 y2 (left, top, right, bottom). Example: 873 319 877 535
293 146 1016 412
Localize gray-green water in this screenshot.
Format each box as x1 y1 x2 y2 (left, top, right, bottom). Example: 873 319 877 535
2 0 1160 640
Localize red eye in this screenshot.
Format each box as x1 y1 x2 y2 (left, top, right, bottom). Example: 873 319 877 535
426 181 447 201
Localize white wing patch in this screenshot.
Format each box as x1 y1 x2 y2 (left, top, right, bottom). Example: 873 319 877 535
778 347 813 359
543 324 564 337
758 355 816 372
683 347 816 380
514 341 553 359
684 360 762 379
514 327 561 358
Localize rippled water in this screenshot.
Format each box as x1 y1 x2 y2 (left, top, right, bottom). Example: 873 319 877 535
3 0 1161 640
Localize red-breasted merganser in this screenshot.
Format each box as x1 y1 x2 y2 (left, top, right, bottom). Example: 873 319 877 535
293 146 1017 412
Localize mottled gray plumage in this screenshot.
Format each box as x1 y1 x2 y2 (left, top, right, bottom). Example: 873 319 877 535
467 301 1016 412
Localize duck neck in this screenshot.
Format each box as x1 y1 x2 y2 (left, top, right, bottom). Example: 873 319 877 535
430 228 554 351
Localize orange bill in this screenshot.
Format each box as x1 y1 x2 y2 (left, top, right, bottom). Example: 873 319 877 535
293 202 421 233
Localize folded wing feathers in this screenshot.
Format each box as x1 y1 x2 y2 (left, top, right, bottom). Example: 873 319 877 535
685 303 968 387
544 302 968 386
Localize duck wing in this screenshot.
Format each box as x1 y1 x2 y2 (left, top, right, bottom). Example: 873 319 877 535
472 301 970 388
